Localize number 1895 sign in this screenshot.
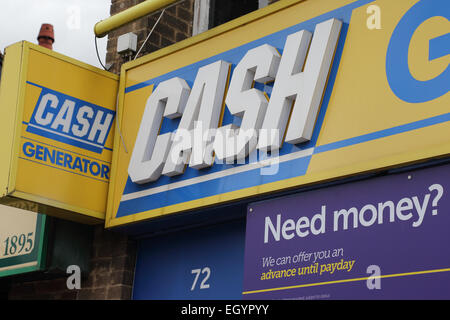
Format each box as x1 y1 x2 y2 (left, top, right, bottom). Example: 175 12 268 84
0 204 47 277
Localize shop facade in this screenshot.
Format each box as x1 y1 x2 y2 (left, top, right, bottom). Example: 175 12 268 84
0 0 449 300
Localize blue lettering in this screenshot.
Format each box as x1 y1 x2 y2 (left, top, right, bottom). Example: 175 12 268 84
23 142 35 157
56 151 64 166
64 153 73 169
82 159 90 173
21 141 109 180
89 162 101 176
44 147 55 163
386 0 450 103
101 164 110 180
72 157 83 171
35 144 44 161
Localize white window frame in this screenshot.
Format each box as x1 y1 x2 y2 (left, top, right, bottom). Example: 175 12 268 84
193 0 269 36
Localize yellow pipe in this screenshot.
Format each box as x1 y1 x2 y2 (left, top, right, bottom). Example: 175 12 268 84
94 0 179 38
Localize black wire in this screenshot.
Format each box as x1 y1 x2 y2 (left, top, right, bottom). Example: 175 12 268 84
94 35 107 70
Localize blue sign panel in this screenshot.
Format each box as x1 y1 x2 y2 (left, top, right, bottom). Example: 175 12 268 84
25 82 115 154
133 219 246 300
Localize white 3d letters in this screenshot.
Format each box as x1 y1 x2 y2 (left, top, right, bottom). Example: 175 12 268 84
128 18 342 184
214 44 280 162
128 77 190 183
258 18 342 151
162 60 230 176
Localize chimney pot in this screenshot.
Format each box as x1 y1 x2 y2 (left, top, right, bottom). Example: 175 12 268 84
38 23 54 50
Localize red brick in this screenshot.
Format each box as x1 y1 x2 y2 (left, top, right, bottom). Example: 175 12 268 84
107 285 132 300
177 6 194 23
176 31 188 42
111 270 134 286
164 13 190 34
34 279 67 294
9 282 35 296
77 288 107 300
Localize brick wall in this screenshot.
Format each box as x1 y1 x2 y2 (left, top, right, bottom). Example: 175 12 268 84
7 225 136 300
78 226 136 299
103 0 283 74
106 0 194 74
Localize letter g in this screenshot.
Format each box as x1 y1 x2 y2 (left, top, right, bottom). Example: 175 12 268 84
386 0 449 103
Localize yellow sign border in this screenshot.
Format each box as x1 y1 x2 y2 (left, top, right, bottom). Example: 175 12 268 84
106 0 450 228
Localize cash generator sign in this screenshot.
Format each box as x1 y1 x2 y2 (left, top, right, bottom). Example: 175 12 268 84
108 0 450 225
22 83 115 181
0 41 118 220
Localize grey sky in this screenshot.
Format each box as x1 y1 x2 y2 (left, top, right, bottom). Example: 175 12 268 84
0 0 111 69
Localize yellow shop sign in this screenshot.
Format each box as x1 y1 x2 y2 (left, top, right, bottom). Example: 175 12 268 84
0 42 119 223
106 0 449 228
